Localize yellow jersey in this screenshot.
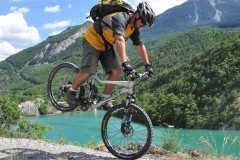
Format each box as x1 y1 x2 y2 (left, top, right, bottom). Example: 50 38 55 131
84 12 142 51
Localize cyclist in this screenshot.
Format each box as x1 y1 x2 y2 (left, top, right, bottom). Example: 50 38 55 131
67 1 155 110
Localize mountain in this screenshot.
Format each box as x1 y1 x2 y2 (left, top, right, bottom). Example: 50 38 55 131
143 0 240 36
144 35 240 129
0 22 91 96
2 0 240 67
1 0 240 129
5 21 91 68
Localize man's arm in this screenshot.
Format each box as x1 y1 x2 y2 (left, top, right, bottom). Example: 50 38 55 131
114 34 136 76
114 35 128 63
136 44 153 77
135 44 150 65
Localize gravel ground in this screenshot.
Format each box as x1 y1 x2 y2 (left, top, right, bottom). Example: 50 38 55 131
0 137 115 160
0 137 208 160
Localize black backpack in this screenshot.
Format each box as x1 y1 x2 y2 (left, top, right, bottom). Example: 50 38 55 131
86 1 135 54
87 2 135 22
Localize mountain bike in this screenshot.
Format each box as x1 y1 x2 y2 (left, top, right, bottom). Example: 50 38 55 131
47 62 153 159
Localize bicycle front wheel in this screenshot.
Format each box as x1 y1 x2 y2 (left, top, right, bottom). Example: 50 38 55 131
101 103 153 159
47 62 79 112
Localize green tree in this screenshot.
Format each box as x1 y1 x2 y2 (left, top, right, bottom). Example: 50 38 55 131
17 120 52 139
0 96 21 128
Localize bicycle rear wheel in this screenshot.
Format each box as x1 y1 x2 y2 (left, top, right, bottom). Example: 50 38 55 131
47 62 79 112
101 103 153 159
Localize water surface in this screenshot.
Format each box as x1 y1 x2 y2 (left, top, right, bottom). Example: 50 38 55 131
29 110 240 155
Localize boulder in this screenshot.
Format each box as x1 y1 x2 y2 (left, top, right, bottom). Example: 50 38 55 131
19 101 39 116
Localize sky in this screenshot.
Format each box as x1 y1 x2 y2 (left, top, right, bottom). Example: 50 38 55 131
0 0 187 61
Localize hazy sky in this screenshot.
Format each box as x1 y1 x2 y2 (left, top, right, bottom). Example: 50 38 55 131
0 0 187 61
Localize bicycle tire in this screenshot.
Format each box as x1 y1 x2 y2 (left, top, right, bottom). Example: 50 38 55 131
47 62 79 112
101 103 153 159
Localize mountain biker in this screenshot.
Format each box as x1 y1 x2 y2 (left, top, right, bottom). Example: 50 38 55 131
67 1 155 110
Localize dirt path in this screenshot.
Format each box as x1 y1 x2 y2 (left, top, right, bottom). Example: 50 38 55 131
0 137 114 160
0 137 213 160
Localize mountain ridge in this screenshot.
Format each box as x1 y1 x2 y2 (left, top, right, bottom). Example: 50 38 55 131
142 0 240 36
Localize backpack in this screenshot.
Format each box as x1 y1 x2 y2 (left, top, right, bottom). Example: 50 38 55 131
86 0 135 55
87 0 135 22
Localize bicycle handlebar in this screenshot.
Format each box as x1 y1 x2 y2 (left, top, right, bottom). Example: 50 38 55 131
129 70 149 81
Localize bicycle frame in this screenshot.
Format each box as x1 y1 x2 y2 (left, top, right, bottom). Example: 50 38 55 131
88 74 135 109
48 62 152 159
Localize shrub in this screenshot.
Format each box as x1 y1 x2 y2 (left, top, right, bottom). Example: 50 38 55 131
0 96 21 128
38 103 49 115
17 120 52 139
161 129 181 153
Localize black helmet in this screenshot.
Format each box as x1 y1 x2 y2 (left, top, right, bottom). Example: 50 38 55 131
137 1 155 27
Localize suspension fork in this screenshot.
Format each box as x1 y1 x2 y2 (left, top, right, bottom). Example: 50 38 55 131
121 94 136 135
125 93 134 106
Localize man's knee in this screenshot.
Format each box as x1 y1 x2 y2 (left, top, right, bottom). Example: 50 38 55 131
109 69 122 80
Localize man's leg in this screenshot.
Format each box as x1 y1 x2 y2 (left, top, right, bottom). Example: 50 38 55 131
67 72 90 108
100 49 122 110
103 69 122 95
67 38 100 108
71 72 91 90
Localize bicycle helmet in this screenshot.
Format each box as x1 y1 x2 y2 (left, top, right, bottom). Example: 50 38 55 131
137 1 155 27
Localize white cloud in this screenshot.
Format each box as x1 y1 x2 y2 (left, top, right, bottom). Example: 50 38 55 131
10 6 17 11
0 13 41 43
50 31 61 36
0 41 21 61
127 0 187 15
43 20 71 30
10 7 30 14
44 5 60 13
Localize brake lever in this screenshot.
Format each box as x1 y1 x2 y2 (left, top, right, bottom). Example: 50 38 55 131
129 70 138 80
139 72 149 79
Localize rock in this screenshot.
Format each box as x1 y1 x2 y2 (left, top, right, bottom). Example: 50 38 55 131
53 111 62 114
49 29 86 56
185 149 202 158
94 144 109 152
19 101 39 116
147 144 170 155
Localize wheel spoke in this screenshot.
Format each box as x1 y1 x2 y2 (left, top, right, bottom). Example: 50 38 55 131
102 104 152 159
48 63 79 112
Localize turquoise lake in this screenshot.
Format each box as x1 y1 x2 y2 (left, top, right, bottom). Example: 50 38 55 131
29 110 240 156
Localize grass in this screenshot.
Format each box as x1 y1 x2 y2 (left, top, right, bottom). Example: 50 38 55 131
82 137 101 149
199 132 240 158
161 129 181 153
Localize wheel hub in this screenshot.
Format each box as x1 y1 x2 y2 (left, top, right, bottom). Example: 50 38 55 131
121 123 133 137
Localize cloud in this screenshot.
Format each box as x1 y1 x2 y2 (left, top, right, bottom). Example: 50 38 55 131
43 20 71 30
0 13 41 44
127 0 187 15
44 5 60 13
10 6 17 11
10 6 30 14
50 31 61 36
0 41 21 61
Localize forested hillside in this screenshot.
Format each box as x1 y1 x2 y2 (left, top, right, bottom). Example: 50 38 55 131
1 27 240 129
138 35 240 129
0 22 91 99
